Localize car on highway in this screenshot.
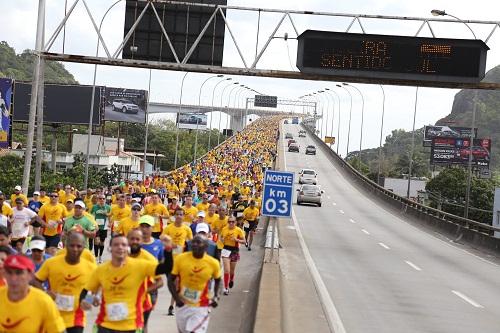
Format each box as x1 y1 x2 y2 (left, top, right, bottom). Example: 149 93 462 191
457 146 490 161
285 132 293 139
284 120 289 124
299 130 306 137
287 139 297 147
112 99 140 114
305 145 316 155
298 168 317 184
296 184 323 206
288 142 299 152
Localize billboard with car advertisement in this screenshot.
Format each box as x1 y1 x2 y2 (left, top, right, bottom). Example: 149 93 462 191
423 125 477 147
0 78 12 148
431 137 491 168
103 87 147 124
177 113 208 130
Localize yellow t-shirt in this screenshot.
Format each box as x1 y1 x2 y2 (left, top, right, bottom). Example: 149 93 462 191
182 206 198 224
116 217 140 236
35 255 97 328
204 213 219 226
161 223 193 256
243 206 260 221
220 226 245 248
10 193 28 206
0 286 66 333
166 184 179 199
196 202 210 213
39 203 68 236
39 195 51 205
212 216 228 233
144 203 169 233
56 248 96 264
110 205 131 229
171 252 221 307
85 258 157 331
60 193 76 205
1 203 13 217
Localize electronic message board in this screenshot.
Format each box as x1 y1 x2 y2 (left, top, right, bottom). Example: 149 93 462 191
297 30 489 83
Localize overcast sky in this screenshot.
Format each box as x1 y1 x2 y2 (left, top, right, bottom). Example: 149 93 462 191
2 0 499 155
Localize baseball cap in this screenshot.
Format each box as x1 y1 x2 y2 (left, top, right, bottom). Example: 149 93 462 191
4 255 35 273
14 185 22 191
132 197 141 202
196 223 210 234
197 211 206 218
30 239 46 251
139 215 155 226
74 201 86 209
66 199 74 204
131 202 142 210
15 197 24 203
33 191 40 196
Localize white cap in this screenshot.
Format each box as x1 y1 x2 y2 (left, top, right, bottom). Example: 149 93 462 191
14 185 21 191
30 240 46 251
33 191 40 196
197 210 206 218
132 197 141 202
74 201 86 209
196 223 210 234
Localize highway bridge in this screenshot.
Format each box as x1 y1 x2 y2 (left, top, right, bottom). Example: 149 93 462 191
270 121 500 333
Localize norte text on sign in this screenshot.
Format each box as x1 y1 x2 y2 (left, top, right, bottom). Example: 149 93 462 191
262 170 294 218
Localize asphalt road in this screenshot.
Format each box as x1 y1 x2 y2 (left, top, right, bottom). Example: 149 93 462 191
282 123 500 333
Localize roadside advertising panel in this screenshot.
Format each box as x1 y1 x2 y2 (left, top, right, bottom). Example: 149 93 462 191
423 125 477 147
103 87 147 123
324 136 335 144
431 137 491 168
0 78 12 148
177 113 208 130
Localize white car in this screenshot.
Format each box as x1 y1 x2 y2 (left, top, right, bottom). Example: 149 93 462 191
112 99 140 114
298 168 317 185
296 184 324 207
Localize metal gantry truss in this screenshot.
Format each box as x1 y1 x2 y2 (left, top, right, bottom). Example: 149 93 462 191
40 0 500 89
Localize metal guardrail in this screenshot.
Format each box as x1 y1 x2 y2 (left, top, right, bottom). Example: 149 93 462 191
301 124 500 236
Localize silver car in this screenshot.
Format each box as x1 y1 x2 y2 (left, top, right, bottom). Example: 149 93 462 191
112 99 140 114
298 168 317 184
296 184 324 206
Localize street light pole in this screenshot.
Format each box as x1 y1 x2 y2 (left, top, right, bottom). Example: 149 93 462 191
218 82 237 145
431 9 477 218
344 83 365 164
174 72 189 169
337 84 352 158
227 84 242 133
142 69 152 180
324 88 338 149
407 87 419 199
209 77 231 150
377 85 386 185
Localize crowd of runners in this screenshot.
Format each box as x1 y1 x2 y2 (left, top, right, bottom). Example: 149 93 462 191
0 116 280 333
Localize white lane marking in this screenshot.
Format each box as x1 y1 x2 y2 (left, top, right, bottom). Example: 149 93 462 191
361 229 370 235
378 242 390 250
332 202 337 206
404 260 422 271
291 210 347 333
451 290 484 308
349 219 356 224
339 210 345 214
283 125 347 333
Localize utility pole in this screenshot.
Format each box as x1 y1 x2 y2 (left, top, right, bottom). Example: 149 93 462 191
34 27 45 191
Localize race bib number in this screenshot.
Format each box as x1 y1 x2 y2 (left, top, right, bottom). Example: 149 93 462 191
236 212 243 218
173 246 183 255
96 219 105 226
181 287 201 303
55 293 75 312
48 220 58 229
153 216 160 224
106 302 129 321
170 216 175 223
243 222 250 229
221 249 231 258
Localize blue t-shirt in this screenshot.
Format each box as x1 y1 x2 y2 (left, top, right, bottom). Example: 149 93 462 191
28 200 43 214
31 253 52 290
142 238 164 262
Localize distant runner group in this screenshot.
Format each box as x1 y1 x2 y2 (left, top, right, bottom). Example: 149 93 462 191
0 117 280 333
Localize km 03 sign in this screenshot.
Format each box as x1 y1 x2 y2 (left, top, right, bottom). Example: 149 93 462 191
262 170 294 218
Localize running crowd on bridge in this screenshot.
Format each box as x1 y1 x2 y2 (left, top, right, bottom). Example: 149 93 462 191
0 117 280 333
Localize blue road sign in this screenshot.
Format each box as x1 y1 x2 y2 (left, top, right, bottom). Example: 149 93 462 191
262 170 294 218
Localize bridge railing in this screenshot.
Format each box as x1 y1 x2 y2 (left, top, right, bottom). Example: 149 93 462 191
301 123 500 253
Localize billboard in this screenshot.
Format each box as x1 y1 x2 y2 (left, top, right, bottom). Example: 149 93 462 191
177 113 208 130
103 87 147 124
431 137 491 168
0 78 12 148
123 0 227 66
423 125 477 147
324 136 335 144
12 83 102 125
254 95 277 108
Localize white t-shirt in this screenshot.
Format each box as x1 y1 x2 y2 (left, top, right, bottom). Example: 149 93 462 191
11 207 37 239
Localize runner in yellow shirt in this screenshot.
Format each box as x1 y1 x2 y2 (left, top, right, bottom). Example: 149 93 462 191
10 185 28 206
195 193 210 213
0 254 66 333
242 200 260 251
34 232 97 333
144 193 169 239
168 234 221 332
79 234 173 332
161 208 193 257
204 204 219 226
219 216 245 295
109 195 131 232
115 202 141 236
39 192 68 252
182 196 198 225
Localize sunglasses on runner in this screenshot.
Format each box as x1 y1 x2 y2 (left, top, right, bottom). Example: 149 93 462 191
132 207 141 211
50 195 58 198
